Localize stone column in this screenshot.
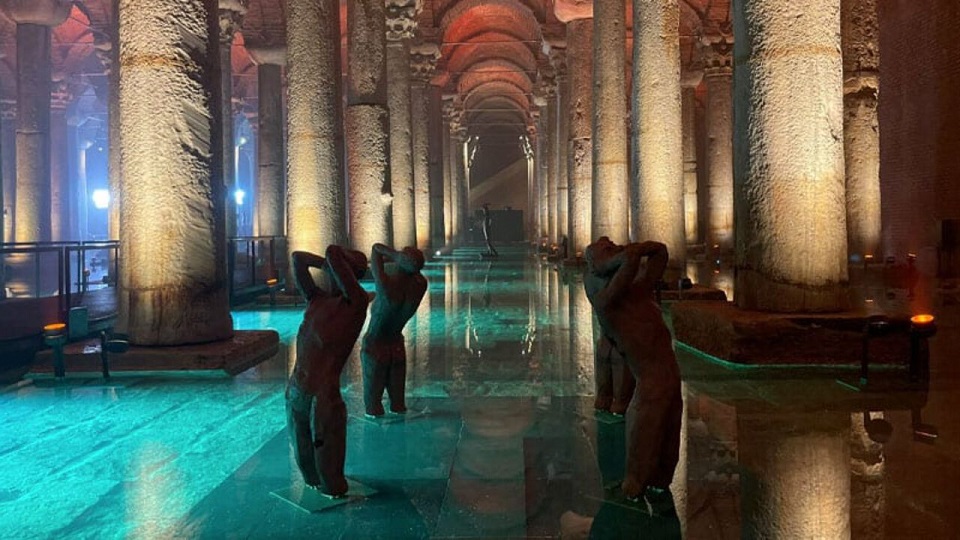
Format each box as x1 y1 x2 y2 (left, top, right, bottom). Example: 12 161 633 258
442 100 454 245
219 1 246 241
702 33 734 254
117 0 232 345
521 133 535 240
411 44 440 251
346 0 393 250
286 0 346 259
632 0 684 271
738 412 851 538
1 101 15 244
49 83 70 241
592 0 629 244
428 86 445 249
246 45 285 238
732 0 848 312
385 1 419 250
560 13 593 256
0 1 71 243
842 0 881 259
539 73 558 244
452 126 467 242
552 49 570 244
681 71 702 246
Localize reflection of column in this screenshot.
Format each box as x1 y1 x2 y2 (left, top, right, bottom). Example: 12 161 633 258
346 0 393 250
552 49 570 244
286 0 346 258
117 0 233 345
732 0 848 312
568 276 594 395
842 0 881 259
702 33 734 254
411 44 440 250
385 1 419 249
850 412 885 538
738 411 850 538
592 0 628 244
561 13 593 255
246 45 285 238
2 2 71 242
49 84 70 240
219 1 246 240
631 0 684 270
681 71 702 246
1 101 15 243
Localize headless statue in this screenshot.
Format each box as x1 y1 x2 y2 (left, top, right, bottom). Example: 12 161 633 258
584 237 683 500
481 203 498 257
286 245 369 496
361 243 427 417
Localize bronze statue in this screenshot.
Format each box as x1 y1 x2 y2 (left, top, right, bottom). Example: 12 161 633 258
481 203 498 257
594 334 636 415
361 243 427 417
584 237 683 501
286 246 369 497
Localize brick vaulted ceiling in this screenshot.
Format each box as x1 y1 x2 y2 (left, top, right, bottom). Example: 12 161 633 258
0 0 731 134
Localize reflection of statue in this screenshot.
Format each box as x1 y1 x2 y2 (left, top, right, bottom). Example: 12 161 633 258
481 203 498 257
594 334 636 415
362 243 427 417
286 246 369 496
584 237 682 500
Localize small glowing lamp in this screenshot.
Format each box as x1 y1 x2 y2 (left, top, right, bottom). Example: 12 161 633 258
435 250 441 257
911 314 935 326
43 322 66 335
234 189 246 206
865 254 874 260
266 278 279 286
92 189 110 210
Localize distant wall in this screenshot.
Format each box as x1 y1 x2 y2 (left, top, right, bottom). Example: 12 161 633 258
879 0 960 276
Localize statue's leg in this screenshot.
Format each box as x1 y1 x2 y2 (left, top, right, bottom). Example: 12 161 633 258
594 338 613 411
386 344 407 413
361 345 387 416
312 395 349 496
610 348 636 415
286 385 322 487
649 391 683 488
621 395 672 499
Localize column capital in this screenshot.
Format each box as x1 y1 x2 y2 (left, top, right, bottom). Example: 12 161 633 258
0 0 71 26
93 34 113 75
549 47 567 81
0 98 16 121
701 27 733 77
410 42 441 82
386 0 422 42
536 67 558 99
219 0 249 46
681 69 703 89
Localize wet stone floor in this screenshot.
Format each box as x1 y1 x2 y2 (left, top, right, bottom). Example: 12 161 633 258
1 246 958 539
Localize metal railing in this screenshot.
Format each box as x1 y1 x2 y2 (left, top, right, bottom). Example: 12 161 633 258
228 236 288 298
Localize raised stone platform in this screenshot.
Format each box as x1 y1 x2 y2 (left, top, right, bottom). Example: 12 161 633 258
32 330 280 376
660 285 727 303
671 301 912 366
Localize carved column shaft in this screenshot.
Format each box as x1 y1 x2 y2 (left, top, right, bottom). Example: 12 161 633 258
442 102 453 244
219 3 246 241
553 50 570 244
246 47 284 239
386 4 419 250
565 17 593 256
681 81 700 245
14 24 52 242
1 101 14 244
540 76 558 243
50 87 69 240
703 35 734 254
411 45 439 250
117 0 232 345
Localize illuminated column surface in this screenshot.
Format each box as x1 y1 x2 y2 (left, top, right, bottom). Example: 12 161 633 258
540 72 558 244
681 70 702 246
552 48 570 245
93 26 121 244
246 45 285 238
117 0 233 344
0 1 71 242
592 0 629 243
428 86 445 249
219 1 246 240
842 0 881 260
1 101 14 243
442 100 453 245
558 8 593 256
738 411 850 538
346 0 393 250
286 0 346 257
850 412 885 538
535 105 548 241
732 0 849 312
386 1 419 250
632 0 685 271
49 83 69 241
452 126 467 242
702 33 734 254
411 44 440 250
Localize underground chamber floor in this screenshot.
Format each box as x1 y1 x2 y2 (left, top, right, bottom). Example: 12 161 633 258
2 248 958 539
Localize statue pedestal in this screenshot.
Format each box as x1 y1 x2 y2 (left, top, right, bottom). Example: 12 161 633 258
271 479 377 513
352 408 430 425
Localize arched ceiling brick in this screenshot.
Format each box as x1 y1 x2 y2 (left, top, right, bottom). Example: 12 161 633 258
458 58 533 96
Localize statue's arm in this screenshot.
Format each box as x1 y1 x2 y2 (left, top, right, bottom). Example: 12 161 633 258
371 243 396 291
291 250 325 301
325 245 366 304
592 244 643 310
635 241 669 292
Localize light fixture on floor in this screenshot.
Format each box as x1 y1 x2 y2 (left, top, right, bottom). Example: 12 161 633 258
99 331 129 379
909 314 936 382
43 323 67 379
267 277 280 306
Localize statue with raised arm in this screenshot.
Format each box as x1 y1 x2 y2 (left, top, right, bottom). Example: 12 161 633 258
584 237 683 501
286 245 369 497
361 243 428 417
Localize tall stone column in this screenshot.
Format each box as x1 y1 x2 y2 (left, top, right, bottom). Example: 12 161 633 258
702 33 734 254
842 0 881 259
521 134 535 240
219 1 246 241
286 0 346 259
428 86 445 249
539 73 558 244
442 100 454 245
346 0 393 250
592 0 629 244
681 71 702 246
732 0 848 312
560 12 593 256
385 1 419 250
49 83 70 241
0 1 71 243
452 126 467 242
533 102 547 240
94 16 120 245
117 0 232 345
552 49 570 244
246 45 285 238
632 0 684 271
411 44 440 250
1 101 15 244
